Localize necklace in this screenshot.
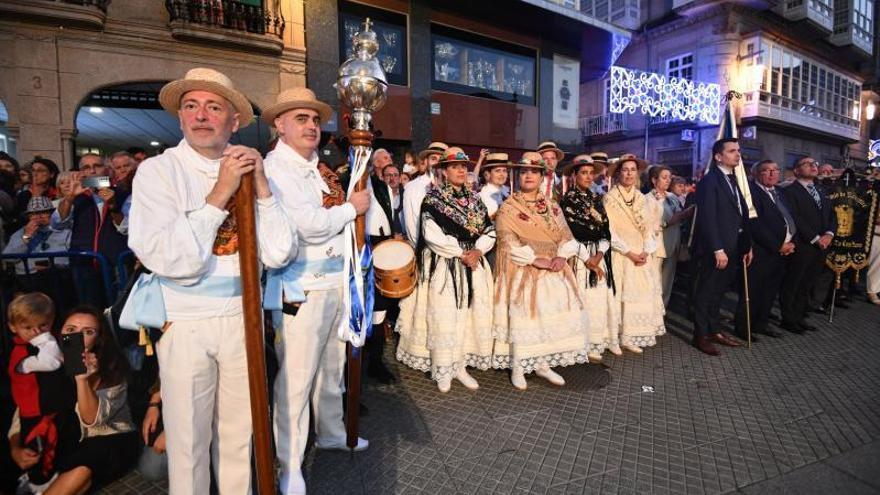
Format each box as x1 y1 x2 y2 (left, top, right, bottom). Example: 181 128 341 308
617 186 635 207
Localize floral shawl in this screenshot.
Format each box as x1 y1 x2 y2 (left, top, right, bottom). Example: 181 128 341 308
604 185 650 254
494 192 580 317
418 182 493 307
560 187 614 290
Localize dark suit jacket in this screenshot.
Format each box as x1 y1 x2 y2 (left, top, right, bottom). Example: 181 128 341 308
694 166 751 257
748 182 789 258
781 180 836 248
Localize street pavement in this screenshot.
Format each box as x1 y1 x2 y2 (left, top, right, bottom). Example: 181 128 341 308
100 290 880 494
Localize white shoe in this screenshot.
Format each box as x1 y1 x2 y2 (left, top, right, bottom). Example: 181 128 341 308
315 436 369 452
588 351 603 363
623 344 643 354
511 368 527 390
455 368 479 390
278 469 307 495
869 293 880 306
437 377 452 393
608 344 623 356
535 367 565 386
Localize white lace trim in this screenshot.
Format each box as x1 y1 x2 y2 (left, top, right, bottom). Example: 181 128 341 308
396 348 493 382
492 349 589 374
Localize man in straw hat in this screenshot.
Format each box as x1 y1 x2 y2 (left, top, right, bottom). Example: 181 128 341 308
536 141 565 200
261 86 371 494
403 141 448 246
589 151 611 194
128 68 296 494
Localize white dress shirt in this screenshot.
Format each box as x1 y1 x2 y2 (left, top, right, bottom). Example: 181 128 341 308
403 173 432 246
264 140 356 292
478 183 509 219
128 139 295 320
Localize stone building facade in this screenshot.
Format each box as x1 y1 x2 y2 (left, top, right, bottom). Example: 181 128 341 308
579 1 875 176
0 0 307 169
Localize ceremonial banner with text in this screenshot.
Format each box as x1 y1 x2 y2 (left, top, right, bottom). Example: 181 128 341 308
825 170 880 284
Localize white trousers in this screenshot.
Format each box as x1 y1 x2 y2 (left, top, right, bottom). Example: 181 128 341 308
157 316 252 495
868 233 880 294
273 287 347 494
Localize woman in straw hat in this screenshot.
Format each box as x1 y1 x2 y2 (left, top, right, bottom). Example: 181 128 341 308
477 152 512 220
559 155 620 362
603 155 666 354
396 147 496 393
492 152 588 390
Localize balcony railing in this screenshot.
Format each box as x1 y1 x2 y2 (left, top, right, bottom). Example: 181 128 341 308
580 113 628 137
165 0 285 54
0 0 110 29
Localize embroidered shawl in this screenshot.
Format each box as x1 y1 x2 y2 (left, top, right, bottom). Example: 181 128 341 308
418 182 493 308
560 187 615 289
494 192 579 317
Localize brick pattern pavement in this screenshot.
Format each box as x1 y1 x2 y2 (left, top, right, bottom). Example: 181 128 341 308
98 295 880 495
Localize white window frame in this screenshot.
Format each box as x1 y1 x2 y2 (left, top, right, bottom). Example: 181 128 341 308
665 53 694 81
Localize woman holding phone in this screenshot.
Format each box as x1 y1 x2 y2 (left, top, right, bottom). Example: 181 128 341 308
46 306 138 494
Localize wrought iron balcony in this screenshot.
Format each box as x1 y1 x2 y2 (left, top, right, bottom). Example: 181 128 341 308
0 0 110 30
580 112 628 137
165 0 285 55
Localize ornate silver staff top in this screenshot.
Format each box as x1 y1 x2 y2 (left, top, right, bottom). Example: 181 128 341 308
336 18 388 132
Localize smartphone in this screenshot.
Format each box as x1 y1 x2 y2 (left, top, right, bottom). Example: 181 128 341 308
61 332 87 376
82 176 111 189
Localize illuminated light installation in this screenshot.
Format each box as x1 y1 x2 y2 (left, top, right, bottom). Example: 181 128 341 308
609 66 722 124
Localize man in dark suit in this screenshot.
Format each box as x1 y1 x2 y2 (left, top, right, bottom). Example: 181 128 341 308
779 156 836 333
691 138 751 355
734 160 795 341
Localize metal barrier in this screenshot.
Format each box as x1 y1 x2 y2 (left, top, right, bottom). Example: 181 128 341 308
1 250 118 305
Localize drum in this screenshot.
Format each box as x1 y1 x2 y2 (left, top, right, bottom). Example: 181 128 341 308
372 239 416 298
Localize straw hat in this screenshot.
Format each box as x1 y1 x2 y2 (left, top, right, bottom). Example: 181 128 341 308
606 153 648 179
262 87 333 125
589 152 610 165
159 68 254 128
418 142 449 160
560 154 602 176
436 147 474 167
536 141 565 161
481 152 514 170
511 151 547 171
26 196 54 214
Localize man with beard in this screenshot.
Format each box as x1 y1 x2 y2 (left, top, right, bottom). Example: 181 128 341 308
128 68 295 494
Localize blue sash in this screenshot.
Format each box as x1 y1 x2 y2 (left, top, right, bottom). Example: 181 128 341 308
263 257 344 311
119 273 242 331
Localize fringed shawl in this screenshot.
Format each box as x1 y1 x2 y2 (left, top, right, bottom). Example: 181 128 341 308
560 187 615 290
494 192 580 318
604 185 650 253
417 182 494 308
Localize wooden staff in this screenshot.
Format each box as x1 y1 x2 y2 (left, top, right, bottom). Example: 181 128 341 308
234 172 275 494
346 129 373 450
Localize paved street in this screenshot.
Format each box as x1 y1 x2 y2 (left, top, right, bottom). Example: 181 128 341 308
101 291 880 495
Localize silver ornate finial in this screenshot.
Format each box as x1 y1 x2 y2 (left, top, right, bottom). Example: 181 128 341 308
335 18 388 131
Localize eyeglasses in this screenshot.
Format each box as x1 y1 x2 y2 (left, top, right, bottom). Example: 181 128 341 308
384 173 400 178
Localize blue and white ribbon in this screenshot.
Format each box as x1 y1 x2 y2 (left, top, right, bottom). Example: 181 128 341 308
263 257 344 311
339 145 376 350
119 273 242 331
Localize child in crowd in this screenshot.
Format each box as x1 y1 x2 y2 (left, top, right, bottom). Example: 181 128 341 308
7 292 77 494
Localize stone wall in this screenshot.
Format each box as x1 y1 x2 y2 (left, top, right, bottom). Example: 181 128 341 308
0 0 307 169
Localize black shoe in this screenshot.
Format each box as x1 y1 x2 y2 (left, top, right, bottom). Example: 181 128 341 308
756 328 783 338
735 331 758 343
780 321 805 335
834 301 851 310
360 402 370 416
367 362 397 384
810 306 827 315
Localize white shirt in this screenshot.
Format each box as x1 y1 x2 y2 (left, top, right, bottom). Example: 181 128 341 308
15 332 63 374
264 140 355 292
366 177 393 237
421 214 496 258
403 173 432 246
478 183 509 219
128 139 295 320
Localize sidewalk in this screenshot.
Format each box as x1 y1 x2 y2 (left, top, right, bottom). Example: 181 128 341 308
100 295 880 494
